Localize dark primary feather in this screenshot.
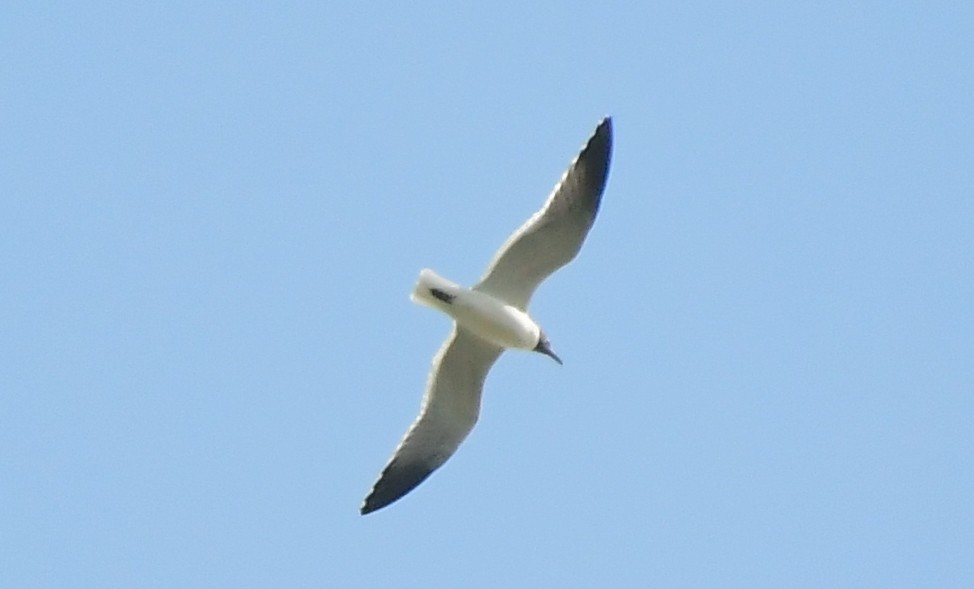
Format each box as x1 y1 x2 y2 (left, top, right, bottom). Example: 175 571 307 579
360 455 437 515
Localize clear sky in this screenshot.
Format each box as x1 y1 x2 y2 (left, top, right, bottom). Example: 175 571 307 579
3 2 972 587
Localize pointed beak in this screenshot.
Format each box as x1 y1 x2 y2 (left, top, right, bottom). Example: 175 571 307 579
534 339 563 365
543 348 563 365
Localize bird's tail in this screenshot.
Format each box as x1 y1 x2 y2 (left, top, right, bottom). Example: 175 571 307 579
411 269 461 310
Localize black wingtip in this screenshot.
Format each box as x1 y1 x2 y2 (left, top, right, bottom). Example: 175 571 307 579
573 116 613 215
360 486 401 515
360 459 438 515
360 486 396 516
590 116 613 155
360 492 390 516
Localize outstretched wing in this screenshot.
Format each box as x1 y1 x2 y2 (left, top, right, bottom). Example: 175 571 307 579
474 117 613 310
361 326 503 514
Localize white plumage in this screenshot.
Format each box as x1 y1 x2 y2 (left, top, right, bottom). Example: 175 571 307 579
412 269 541 350
361 117 613 514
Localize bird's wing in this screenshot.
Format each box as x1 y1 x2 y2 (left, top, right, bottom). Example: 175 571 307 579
473 117 613 310
361 326 503 514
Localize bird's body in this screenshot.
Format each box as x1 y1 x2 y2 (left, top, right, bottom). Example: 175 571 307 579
412 269 541 352
361 117 613 515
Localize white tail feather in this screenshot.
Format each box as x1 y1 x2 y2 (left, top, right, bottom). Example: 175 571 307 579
411 269 461 309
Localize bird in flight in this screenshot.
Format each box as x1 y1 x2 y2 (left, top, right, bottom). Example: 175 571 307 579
361 117 613 514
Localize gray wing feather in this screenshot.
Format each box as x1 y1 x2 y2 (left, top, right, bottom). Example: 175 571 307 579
361 326 503 514
474 117 613 309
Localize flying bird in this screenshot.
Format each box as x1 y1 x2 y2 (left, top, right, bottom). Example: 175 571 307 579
361 117 613 514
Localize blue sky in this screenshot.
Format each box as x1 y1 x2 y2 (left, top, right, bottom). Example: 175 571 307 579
2 2 972 587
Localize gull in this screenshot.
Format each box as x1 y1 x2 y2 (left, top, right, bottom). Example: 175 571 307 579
361 117 613 515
